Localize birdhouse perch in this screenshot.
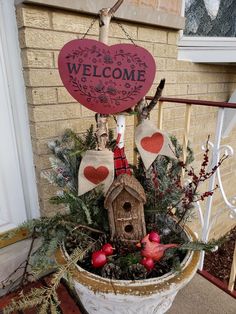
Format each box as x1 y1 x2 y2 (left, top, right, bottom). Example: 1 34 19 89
104 174 146 242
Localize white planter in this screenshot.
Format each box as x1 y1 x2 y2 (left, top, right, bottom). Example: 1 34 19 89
57 226 199 314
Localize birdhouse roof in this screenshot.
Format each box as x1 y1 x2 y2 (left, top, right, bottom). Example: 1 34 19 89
104 174 146 209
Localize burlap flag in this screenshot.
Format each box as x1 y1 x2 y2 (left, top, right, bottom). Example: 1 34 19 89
135 120 176 169
78 150 114 196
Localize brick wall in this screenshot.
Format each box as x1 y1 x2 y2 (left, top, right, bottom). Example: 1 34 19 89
16 4 236 237
127 0 182 15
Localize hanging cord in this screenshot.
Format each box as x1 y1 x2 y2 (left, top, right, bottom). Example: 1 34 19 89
80 14 136 47
114 19 137 46
81 15 98 39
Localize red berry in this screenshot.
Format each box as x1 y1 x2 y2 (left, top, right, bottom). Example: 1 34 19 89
148 231 161 243
91 250 107 268
102 243 114 256
141 257 155 271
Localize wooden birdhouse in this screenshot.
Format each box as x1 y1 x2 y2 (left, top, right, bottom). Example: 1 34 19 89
104 174 146 242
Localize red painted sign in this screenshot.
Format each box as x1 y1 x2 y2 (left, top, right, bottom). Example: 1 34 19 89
58 39 156 114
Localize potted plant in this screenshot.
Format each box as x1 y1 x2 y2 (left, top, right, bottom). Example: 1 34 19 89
1 116 225 313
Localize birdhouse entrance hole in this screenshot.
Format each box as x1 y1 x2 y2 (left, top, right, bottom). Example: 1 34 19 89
123 201 132 212
124 224 133 233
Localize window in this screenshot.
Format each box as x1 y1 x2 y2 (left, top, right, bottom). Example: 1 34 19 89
178 0 236 63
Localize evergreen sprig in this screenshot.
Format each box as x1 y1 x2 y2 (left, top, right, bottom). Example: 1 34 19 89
3 244 95 314
133 135 194 219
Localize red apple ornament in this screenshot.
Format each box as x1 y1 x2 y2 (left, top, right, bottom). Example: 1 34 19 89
141 257 155 271
91 250 107 268
102 243 114 256
148 231 161 243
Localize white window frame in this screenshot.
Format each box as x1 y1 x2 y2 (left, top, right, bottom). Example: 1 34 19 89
0 0 39 232
178 0 236 63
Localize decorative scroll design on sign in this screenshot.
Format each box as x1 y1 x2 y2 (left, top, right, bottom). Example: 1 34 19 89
58 39 156 114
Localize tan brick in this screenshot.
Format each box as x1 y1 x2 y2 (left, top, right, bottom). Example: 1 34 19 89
53 51 59 68
167 31 179 44
110 22 138 40
39 198 66 216
18 29 26 48
30 103 81 122
156 58 166 71
34 154 51 170
52 12 97 34
32 118 96 139
187 84 208 95
158 0 182 15
208 83 227 93
134 41 154 54
20 28 77 49
21 50 54 68
155 71 177 84
206 72 229 83
138 27 167 43
148 84 158 96
57 87 77 103
153 44 177 58
227 82 236 92
81 106 96 118
17 6 50 29
27 87 57 105
166 59 195 72
176 72 206 84
164 83 188 96
39 183 60 200
24 69 62 87
32 138 52 155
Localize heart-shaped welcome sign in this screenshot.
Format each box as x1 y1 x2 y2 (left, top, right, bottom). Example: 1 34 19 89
58 39 156 114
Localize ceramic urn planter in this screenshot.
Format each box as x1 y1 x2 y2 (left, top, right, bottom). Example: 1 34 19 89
56 226 200 314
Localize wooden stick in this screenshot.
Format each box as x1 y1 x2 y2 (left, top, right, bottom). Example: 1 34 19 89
133 114 138 166
109 0 124 15
228 241 236 291
183 104 192 164
96 1 124 150
157 101 164 130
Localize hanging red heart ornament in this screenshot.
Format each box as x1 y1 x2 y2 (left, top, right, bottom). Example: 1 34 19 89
141 132 164 154
84 166 109 185
58 39 156 114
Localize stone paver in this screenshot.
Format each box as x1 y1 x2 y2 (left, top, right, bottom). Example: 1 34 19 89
166 274 235 314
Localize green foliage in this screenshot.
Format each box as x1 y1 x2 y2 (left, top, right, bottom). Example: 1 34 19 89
3 245 95 314
2 125 227 313
133 135 194 220
41 127 109 230
178 238 224 252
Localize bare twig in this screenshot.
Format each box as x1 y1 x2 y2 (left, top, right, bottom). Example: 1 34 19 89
72 224 105 234
147 79 165 112
136 79 165 123
19 231 37 287
95 113 109 150
97 2 125 149
109 0 124 15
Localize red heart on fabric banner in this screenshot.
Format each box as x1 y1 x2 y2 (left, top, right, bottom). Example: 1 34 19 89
141 132 164 154
58 39 156 114
84 166 109 185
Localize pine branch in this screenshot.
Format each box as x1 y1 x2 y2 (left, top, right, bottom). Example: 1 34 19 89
3 243 96 314
178 238 223 252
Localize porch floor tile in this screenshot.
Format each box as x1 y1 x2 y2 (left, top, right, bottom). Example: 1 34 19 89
166 273 235 314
